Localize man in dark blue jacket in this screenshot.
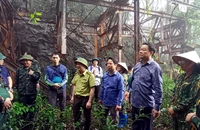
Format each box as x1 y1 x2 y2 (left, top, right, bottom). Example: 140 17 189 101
99 57 124 126
45 53 68 111
124 42 163 130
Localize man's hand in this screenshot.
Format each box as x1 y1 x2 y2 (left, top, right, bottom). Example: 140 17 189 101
152 109 160 119
86 101 92 109
4 98 12 110
168 106 175 116
28 69 34 75
116 105 121 111
124 91 129 101
186 112 196 122
70 96 74 104
54 83 60 89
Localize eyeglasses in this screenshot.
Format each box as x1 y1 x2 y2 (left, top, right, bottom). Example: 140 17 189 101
178 60 186 65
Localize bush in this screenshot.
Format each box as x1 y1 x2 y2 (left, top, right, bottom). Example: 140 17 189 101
5 93 72 130
153 74 175 129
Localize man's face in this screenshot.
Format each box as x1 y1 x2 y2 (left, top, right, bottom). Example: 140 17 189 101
0 59 4 66
52 54 60 64
139 45 153 60
75 62 86 72
106 59 116 71
22 59 32 68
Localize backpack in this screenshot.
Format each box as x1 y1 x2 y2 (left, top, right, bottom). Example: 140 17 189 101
89 66 101 74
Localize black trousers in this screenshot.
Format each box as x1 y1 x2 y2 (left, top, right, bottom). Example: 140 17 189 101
94 85 100 102
18 94 36 106
73 95 91 130
131 106 153 130
18 94 37 130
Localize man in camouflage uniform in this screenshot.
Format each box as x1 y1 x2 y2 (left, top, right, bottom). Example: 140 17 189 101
15 53 41 106
168 51 200 130
186 99 200 130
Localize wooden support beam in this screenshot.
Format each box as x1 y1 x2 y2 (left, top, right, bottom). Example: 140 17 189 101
96 8 116 26
118 10 122 62
99 24 118 37
68 0 183 20
134 0 141 64
94 35 98 57
99 42 118 52
101 24 105 47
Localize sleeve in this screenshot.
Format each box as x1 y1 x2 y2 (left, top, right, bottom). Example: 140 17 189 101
173 80 200 113
152 67 163 111
117 75 124 106
71 74 77 85
89 74 96 88
60 66 68 87
99 76 105 101
99 67 103 78
30 69 41 82
15 69 19 90
4 67 10 77
191 116 200 130
127 75 133 92
45 66 54 86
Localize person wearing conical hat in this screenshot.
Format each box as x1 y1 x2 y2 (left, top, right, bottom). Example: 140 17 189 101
168 51 200 130
117 62 128 87
15 53 40 105
70 57 95 130
116 62 128 128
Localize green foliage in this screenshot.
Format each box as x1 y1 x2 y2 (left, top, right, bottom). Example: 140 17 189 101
153 74 175 129
29 12 42 24
6 93 72 130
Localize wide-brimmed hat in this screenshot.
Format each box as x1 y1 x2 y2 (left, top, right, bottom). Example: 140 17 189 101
117 62 128 73
0 53 6 60
92 58 99 63
172 51 200 65
75 57 88 68
18 53 33 61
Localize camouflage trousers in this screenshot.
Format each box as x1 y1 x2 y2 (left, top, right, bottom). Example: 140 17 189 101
173 117 192 130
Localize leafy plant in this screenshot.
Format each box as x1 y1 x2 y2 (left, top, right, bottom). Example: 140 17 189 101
153 74 175 129
29 12 42 24
6 93 72 130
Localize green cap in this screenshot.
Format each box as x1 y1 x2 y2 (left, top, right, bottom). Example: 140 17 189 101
0 53 6 60
19 53 33 61
75 58 88 68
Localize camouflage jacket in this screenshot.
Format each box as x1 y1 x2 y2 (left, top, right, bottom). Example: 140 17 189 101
191 99 200 130
15 65 40 95
172 73 200 130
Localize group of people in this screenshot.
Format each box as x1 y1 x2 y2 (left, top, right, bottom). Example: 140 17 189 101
1 41 200 130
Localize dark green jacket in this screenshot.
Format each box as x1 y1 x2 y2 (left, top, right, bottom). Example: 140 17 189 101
15 66 40 95
191 99 200 130
172 73 200 130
